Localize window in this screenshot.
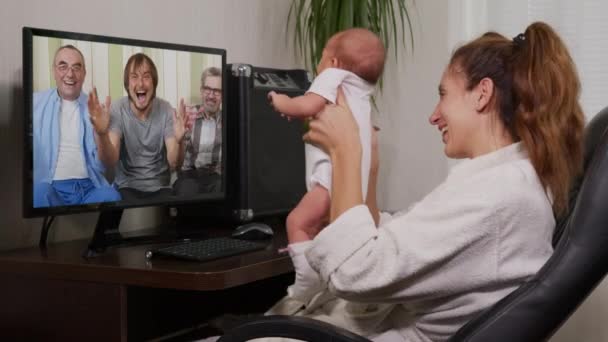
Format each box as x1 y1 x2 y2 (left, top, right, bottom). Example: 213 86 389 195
448 0 608 119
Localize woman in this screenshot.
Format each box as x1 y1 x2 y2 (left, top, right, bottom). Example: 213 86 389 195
266 21 585 342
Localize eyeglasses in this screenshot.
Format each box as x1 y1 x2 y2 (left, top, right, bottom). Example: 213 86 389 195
55 63 84 75
202 86 222 97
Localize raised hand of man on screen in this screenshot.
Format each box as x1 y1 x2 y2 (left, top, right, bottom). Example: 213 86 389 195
164 98 188 172
87 87 111 135
173 98 187 143
87 86 120 169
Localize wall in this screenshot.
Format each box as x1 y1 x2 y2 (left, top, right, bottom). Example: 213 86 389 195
375 0 449 211
0 0 450 250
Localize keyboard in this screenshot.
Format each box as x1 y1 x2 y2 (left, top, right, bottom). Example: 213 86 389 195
145 237 267 262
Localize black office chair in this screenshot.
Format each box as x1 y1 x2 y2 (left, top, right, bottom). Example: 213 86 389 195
218 107 608 342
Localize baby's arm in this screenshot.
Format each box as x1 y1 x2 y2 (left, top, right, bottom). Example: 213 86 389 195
268 91 327 118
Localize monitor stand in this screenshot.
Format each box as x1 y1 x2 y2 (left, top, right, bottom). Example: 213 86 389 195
82 209 196 258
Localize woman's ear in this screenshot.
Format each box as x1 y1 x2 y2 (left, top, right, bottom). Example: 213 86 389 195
475 77 494 112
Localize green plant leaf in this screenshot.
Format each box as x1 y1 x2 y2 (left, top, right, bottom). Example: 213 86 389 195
287 0 415 87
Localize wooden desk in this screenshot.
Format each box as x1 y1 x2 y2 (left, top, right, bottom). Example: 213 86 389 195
0 228 294 341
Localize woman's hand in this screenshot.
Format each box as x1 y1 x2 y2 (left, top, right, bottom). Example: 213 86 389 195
303 88 361 158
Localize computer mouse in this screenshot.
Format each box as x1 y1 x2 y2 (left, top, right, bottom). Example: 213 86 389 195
231 222 274 240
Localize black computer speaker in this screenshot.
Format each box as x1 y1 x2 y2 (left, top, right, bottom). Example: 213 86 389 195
226 64 310 221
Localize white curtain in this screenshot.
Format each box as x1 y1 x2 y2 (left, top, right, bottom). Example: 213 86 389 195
448 0 608 119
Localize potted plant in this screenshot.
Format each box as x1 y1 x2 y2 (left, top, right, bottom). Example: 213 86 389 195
288 0 415 74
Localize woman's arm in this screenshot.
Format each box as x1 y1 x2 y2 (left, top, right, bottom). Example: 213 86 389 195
366 127 381 226
305 89 365 222
306 191 505 303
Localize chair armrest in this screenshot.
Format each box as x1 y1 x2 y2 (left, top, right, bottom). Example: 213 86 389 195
217 315 372 342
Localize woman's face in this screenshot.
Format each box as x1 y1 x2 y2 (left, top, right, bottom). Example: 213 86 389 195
429 66 481 159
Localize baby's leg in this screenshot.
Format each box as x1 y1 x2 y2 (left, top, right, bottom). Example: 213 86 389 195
286 185 330 243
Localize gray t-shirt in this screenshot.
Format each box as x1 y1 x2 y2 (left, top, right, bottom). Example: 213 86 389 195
110 96 174 192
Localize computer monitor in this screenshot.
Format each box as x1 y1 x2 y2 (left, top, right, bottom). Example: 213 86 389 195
22 27 227 253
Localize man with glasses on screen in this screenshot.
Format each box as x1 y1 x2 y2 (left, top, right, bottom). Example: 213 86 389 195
88 52 188 203
32 45 121 208
173 67 223 195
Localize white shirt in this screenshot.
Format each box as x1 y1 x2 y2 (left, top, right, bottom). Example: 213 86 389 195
271 143 555 342
305 68 374 197
53 99 88 180
195 118 217 168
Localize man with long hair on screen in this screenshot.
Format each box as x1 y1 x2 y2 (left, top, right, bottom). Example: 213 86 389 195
32 45 121 208
88 53 188 202
173 66 223 195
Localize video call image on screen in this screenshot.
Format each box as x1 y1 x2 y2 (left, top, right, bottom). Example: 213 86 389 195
29 32 225 210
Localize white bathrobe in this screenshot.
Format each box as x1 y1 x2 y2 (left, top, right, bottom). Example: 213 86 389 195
268 142 555 342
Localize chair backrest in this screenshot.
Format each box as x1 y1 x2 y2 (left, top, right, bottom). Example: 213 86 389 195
449 107 608 342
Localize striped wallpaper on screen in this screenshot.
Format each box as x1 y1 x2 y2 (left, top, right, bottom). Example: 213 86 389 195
33 36 222 108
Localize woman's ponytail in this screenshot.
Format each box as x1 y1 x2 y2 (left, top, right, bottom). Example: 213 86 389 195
511 22 585 216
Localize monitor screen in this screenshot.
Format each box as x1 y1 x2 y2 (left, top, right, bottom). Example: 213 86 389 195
23 27 227 217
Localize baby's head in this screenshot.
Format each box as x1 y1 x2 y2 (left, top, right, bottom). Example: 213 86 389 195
318 28 386 84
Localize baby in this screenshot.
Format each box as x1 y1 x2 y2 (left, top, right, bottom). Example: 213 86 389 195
269 28 386 243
